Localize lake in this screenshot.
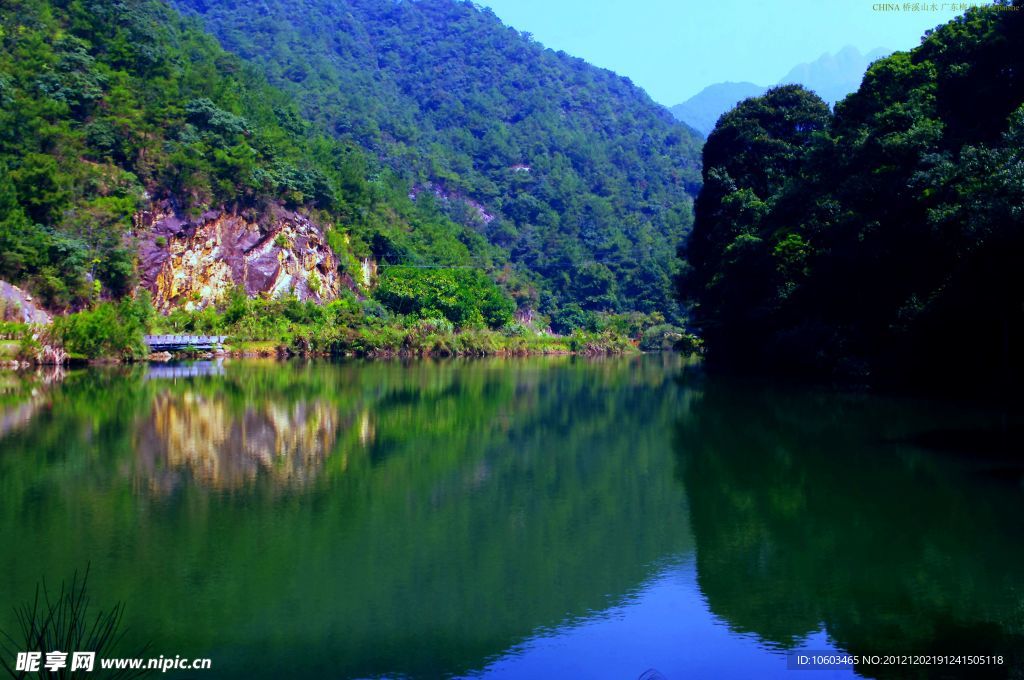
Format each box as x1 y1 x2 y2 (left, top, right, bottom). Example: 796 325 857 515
1 356 1021 678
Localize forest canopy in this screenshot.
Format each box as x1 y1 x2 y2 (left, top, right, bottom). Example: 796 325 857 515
682 1 1024 386
1 0 704 329
169 0 704 320
0 0 504 309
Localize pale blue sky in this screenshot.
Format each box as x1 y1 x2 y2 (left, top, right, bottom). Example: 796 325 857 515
480 0 971 104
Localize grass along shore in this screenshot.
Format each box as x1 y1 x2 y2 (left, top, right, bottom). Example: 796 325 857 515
2 293 699 365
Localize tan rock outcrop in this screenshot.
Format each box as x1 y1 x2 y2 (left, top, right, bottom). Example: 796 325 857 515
0 280 51 324
136 202 344 311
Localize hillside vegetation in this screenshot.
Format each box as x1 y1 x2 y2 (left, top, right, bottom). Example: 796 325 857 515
0 0 503 311
170 0 704 321
683 1 1024 386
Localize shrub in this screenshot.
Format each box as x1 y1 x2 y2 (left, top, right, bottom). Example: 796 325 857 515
411 317 454 336
550 303 598 334
639 324 683 351
600 311 665 338
639 324 701 352
52 295 153 360
373 268 514 329
501 321 531 337
673 332 704 354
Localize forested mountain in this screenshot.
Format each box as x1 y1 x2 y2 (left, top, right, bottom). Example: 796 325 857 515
0 0 501 309
682 2 1024 386
670 47 890 136
168 0 704 321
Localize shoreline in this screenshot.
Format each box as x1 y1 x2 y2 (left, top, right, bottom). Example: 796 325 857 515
155 343 635 362
4 311 698 368
0 345 640 369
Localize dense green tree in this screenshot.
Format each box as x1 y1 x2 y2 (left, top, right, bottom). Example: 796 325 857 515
683 85 830 367
373 268 515 329
168 0 704 320
51 293 155 359
0 0 502 309
682 1 1024 386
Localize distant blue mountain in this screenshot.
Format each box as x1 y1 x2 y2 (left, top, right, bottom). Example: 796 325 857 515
668 82 767 139
778 45 891 103
669 46 891 136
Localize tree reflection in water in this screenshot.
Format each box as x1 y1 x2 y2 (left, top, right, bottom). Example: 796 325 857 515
675 379 1024 678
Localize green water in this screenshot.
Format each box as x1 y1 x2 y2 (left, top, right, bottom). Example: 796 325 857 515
0 356 1021 679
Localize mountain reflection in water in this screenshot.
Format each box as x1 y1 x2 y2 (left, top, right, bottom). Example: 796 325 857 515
0 357 1021 679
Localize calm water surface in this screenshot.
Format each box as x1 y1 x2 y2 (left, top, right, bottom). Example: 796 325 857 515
0 356 1022 678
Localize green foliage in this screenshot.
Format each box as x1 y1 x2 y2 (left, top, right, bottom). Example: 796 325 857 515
0 321 42 362
598 311 666 339
1 0 705 325
682 2 1024 385
640 324 687 351
373 268 515 329
550 303 599 335
169 0 703 319
15 328 43 362
501 322 531 338
147 285 634 358
634 322 701 354
0 0 501 309
52 295 154 360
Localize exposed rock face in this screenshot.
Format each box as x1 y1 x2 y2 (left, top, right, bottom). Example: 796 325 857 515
409 182 494 224
0 280 52 324
136 202 344 311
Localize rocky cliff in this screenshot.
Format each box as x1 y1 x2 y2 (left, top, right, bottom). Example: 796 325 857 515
0 281 52 324
136 202 347 311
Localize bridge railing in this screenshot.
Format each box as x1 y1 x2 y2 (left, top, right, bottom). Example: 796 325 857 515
143 335 228 351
